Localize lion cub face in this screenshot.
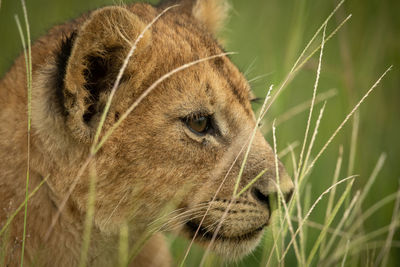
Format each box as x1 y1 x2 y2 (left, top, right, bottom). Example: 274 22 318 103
33 0 293 260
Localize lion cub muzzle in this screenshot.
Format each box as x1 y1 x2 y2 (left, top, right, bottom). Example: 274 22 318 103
181 131 294 259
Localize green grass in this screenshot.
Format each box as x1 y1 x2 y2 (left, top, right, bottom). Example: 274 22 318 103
13 1 32 266
0 0 399 266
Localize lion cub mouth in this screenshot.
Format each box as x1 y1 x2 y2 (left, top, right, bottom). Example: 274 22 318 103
185 220 267 242
178 197 272 258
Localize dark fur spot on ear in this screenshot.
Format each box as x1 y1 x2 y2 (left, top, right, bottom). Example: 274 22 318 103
114 112 120 122
54 31 77 116
82 55 108 123
82 46 122 123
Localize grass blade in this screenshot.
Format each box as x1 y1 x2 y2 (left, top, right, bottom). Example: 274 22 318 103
271 180 303 265
320 191 360 259
303 101 327 173
0 176 49 236
119 222 129 267
292 14 352 74
262 6 350 119
15 1 32 265
347 111 359 177
345 154 387 231
305 66 392 176
320 146 343 254
298 25 326 177
272 120 283 228
236 169 267 197
374 181 400 266
280 176 356 261
78 164 97 267
306 180 354 266
325 219 400 265
349 191 399 236
264 88 337 131
341 240 350 267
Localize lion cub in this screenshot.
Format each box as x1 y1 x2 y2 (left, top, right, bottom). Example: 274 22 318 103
0 0 293 266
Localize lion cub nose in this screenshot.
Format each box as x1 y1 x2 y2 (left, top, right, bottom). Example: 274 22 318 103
251 171 294 208
251 187 271 207
251 186 293 208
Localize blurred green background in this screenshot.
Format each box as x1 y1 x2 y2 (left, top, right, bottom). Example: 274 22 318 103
0 0 399 266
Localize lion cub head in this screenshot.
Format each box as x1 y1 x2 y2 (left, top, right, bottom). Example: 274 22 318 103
32 0 294 260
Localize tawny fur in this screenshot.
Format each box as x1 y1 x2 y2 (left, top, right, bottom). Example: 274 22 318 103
0 0 293 266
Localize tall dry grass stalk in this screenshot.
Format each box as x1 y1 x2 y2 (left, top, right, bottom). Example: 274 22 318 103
14 0 32 266
297 24 326 178
118 222 129 267
375 181 400 266
78 164 97 267
319 191 360 260
304 66 392 177
261 0 347 118
263 88 336 133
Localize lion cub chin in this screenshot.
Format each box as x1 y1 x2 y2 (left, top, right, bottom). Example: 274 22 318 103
0 0 293 266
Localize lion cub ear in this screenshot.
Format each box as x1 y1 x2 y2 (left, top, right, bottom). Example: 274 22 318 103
63 6 150 142
192 0 230 35
162 0 230 36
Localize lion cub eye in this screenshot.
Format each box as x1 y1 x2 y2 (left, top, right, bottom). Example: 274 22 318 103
184 115 212 135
